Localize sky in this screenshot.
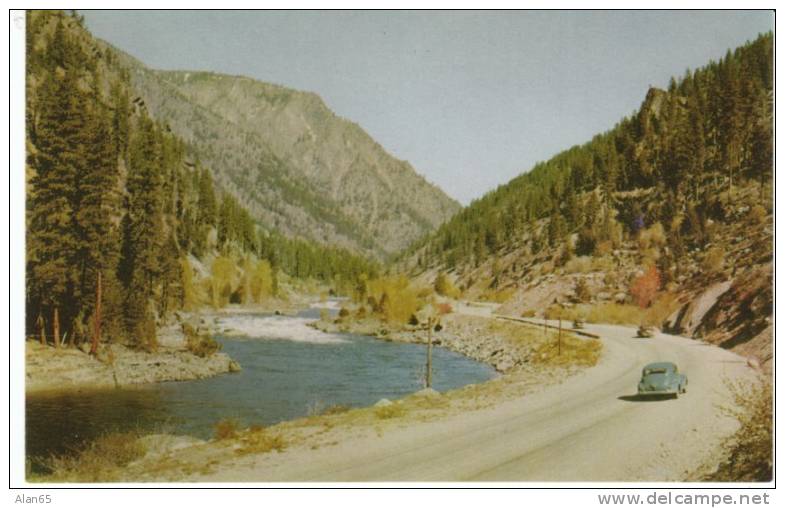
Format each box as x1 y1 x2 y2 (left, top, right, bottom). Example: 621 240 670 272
82 10 773 205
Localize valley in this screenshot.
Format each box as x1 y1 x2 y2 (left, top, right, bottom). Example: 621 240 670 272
20 10 773 485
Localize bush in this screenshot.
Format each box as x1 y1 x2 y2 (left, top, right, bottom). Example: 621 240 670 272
236 430 286 456
574 278 591 303
436 302 453 315
708 380 772 481
434 272 460 298
374 403 406 420
520 309 536 318
703 246 725 274
748 204 767 225
638 222 666 250
364 276 422 323
565 256 592 274
338 307 350 318
213 418 239 440
630 266 660 308
184 324 221 357
40 431 146 482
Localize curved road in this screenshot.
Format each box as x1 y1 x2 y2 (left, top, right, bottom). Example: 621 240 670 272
197 317 757 482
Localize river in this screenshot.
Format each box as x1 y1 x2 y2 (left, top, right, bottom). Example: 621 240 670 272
26 305 496 467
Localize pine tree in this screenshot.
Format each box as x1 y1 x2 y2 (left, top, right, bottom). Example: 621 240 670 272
27 49 88 341
121 116 166 348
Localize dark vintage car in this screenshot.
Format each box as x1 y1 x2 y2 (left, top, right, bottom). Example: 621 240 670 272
637 362 688 398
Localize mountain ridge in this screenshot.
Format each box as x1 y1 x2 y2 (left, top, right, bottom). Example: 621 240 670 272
99 42 460 258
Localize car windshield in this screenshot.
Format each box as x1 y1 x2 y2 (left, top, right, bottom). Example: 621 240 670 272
644 368 668 375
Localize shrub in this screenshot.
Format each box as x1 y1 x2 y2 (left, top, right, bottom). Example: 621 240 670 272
41 431 145 482
520 309 536 318
565 256 592 274
184 323 221 357
703 246 725 274
434 272 460 298
638 222 666 250
365 276 422 323
236 428 286 456
374 403 406 420
436 302 453 315
187 333 221 358
354 306 367 319
213 418 239 440
574 278 591 303
338 307 350 318
629 266 660 308
748 205 767 225
709 380 772 481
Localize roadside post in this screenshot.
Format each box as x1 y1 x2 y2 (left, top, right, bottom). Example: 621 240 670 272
418 303 443 389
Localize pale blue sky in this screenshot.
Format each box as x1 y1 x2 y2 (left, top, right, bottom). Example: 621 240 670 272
82 10 773 204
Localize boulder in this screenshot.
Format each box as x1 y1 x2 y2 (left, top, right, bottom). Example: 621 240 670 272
374 398 393 407
413 388 440 398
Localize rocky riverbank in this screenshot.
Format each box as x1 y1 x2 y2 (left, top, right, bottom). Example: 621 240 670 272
25 340 240 393
311 312 599 375
25 298 326 394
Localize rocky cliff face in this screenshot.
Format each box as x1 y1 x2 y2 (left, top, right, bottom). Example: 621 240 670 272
105 48 460 258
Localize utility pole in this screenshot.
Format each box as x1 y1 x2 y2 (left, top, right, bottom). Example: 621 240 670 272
558 316 562 356
426 316 433 389
90 271 102 356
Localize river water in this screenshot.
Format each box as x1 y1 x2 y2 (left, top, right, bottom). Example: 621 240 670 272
26 305 496 466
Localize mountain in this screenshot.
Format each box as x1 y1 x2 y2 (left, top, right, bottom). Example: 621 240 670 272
101 48 460 258
402 33 773 369
25 10 379 348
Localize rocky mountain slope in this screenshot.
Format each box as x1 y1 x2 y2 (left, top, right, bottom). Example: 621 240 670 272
102 48 460 258
402 34 773 370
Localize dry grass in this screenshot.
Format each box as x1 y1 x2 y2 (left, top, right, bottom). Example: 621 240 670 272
531 331 602 367
374 403 407 420
31 431 146 482
479 287 516 303
549 294 680 328
707 379 772 481
235 428 287 456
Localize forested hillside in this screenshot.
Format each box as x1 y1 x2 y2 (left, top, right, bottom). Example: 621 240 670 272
402 33 773 366
100 46 460 258
25 10 377 349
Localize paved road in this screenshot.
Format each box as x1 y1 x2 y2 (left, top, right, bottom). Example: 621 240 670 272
197 318 755 482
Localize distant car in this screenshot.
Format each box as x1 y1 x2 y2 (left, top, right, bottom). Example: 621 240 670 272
637 362 688 398
572 319 585 330
637 325 655 338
